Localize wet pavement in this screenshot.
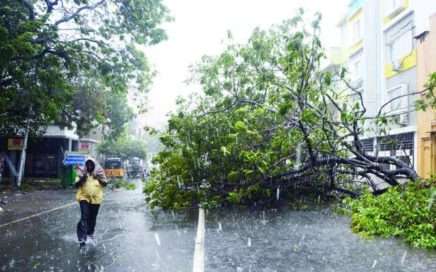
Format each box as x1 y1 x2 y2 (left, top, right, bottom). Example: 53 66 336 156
205 208 436 272
0 189 74 224
1 182 435 272
0 181 197 271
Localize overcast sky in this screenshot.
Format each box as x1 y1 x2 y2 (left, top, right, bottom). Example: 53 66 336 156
142 0 348 129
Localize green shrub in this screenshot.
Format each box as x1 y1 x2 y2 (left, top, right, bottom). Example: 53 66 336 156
110 179 136 190
342 178 436 249
143 176 200 210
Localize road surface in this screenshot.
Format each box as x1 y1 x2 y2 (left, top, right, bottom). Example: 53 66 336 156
0 181 435 271
0 181 196 271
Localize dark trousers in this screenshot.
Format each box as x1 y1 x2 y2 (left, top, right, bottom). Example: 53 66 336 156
77 201 100 242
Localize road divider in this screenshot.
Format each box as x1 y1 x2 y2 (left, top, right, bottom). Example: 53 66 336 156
193 208 205 272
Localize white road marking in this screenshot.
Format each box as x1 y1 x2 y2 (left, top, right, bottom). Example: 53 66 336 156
193 208 205 272
0 201 77 229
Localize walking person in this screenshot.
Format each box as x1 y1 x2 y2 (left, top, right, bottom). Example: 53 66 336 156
75 158 108 248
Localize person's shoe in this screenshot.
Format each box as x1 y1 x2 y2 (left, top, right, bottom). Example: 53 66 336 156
79 241 86 248
87 235 96 246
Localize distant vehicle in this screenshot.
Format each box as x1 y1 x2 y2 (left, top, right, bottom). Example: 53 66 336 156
104 157 124 179
126 157 143 179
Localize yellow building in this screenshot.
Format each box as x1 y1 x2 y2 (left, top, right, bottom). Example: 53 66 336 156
416 14 436 178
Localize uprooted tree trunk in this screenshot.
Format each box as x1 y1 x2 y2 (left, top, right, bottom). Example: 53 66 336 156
261 85 420 196
221 40 423 197
246 23 423 196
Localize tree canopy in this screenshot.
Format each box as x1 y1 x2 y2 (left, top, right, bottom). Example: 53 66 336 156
144 12 436 210
0 0 170 135
98 134 147 160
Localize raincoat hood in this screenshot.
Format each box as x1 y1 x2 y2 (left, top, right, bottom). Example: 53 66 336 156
77 157 107 184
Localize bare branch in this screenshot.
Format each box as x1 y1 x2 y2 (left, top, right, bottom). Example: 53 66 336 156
55 0 106 26
376 89 428 118
44 0 59 13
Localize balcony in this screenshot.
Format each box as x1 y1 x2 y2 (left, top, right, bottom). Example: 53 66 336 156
383 0 409 26
384 49 416 78
349 40 363 56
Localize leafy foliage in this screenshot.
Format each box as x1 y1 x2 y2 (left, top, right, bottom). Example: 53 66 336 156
144 12 434 211
0 0 169 135
144 13 337 210
342 178 436 249
110 179 136 190
98 134 147 160
105 93 134 139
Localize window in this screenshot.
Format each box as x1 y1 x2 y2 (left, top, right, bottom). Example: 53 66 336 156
353 59 362 79
386 84 408 114
340 24 347 43
349 53 363 81
105 159 122 169
351 19 362 44
385 0 404 16
388 29 413 64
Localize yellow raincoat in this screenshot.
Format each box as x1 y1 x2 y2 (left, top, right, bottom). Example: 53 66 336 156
75 175 104 204
75 158 107 204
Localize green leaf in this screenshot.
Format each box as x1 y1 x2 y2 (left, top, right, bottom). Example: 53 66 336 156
220 146 230 156
234 120 248 131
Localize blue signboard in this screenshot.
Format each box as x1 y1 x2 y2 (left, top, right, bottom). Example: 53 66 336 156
63 153 86 166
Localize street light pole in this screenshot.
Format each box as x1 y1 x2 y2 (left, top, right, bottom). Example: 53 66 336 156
17 120 30 187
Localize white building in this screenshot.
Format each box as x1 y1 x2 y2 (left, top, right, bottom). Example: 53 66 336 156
334 0 436 169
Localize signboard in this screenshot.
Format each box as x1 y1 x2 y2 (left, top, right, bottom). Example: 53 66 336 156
7 138 24 151
63 152 87 166
79 142 91 153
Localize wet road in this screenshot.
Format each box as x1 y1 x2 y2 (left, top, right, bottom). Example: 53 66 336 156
205 209 436 272
0 182 197 271
1 183 435 272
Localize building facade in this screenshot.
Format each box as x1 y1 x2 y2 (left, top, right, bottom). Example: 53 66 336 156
0 124 104 179
335 0 436 171
79 126 104 159
416 14 436 178
0 125 79 179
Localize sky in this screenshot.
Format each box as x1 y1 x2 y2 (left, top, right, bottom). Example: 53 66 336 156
142 0 348 129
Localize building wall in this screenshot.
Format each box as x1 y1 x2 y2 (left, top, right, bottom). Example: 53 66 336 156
335 0 436 169
25 138 72 178
80 126 104 158
416 13 436 178
385 67 417 126
362 0 381 118
381 6 417 131
0 124 81 179
0 136 76 178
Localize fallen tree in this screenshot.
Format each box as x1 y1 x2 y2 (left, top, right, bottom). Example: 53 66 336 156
145 12 436 210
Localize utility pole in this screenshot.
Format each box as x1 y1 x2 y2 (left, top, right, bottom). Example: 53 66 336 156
17 121 30 187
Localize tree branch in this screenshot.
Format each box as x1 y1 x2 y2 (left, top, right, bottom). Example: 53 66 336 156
55 0 106 26
376 89 428 118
